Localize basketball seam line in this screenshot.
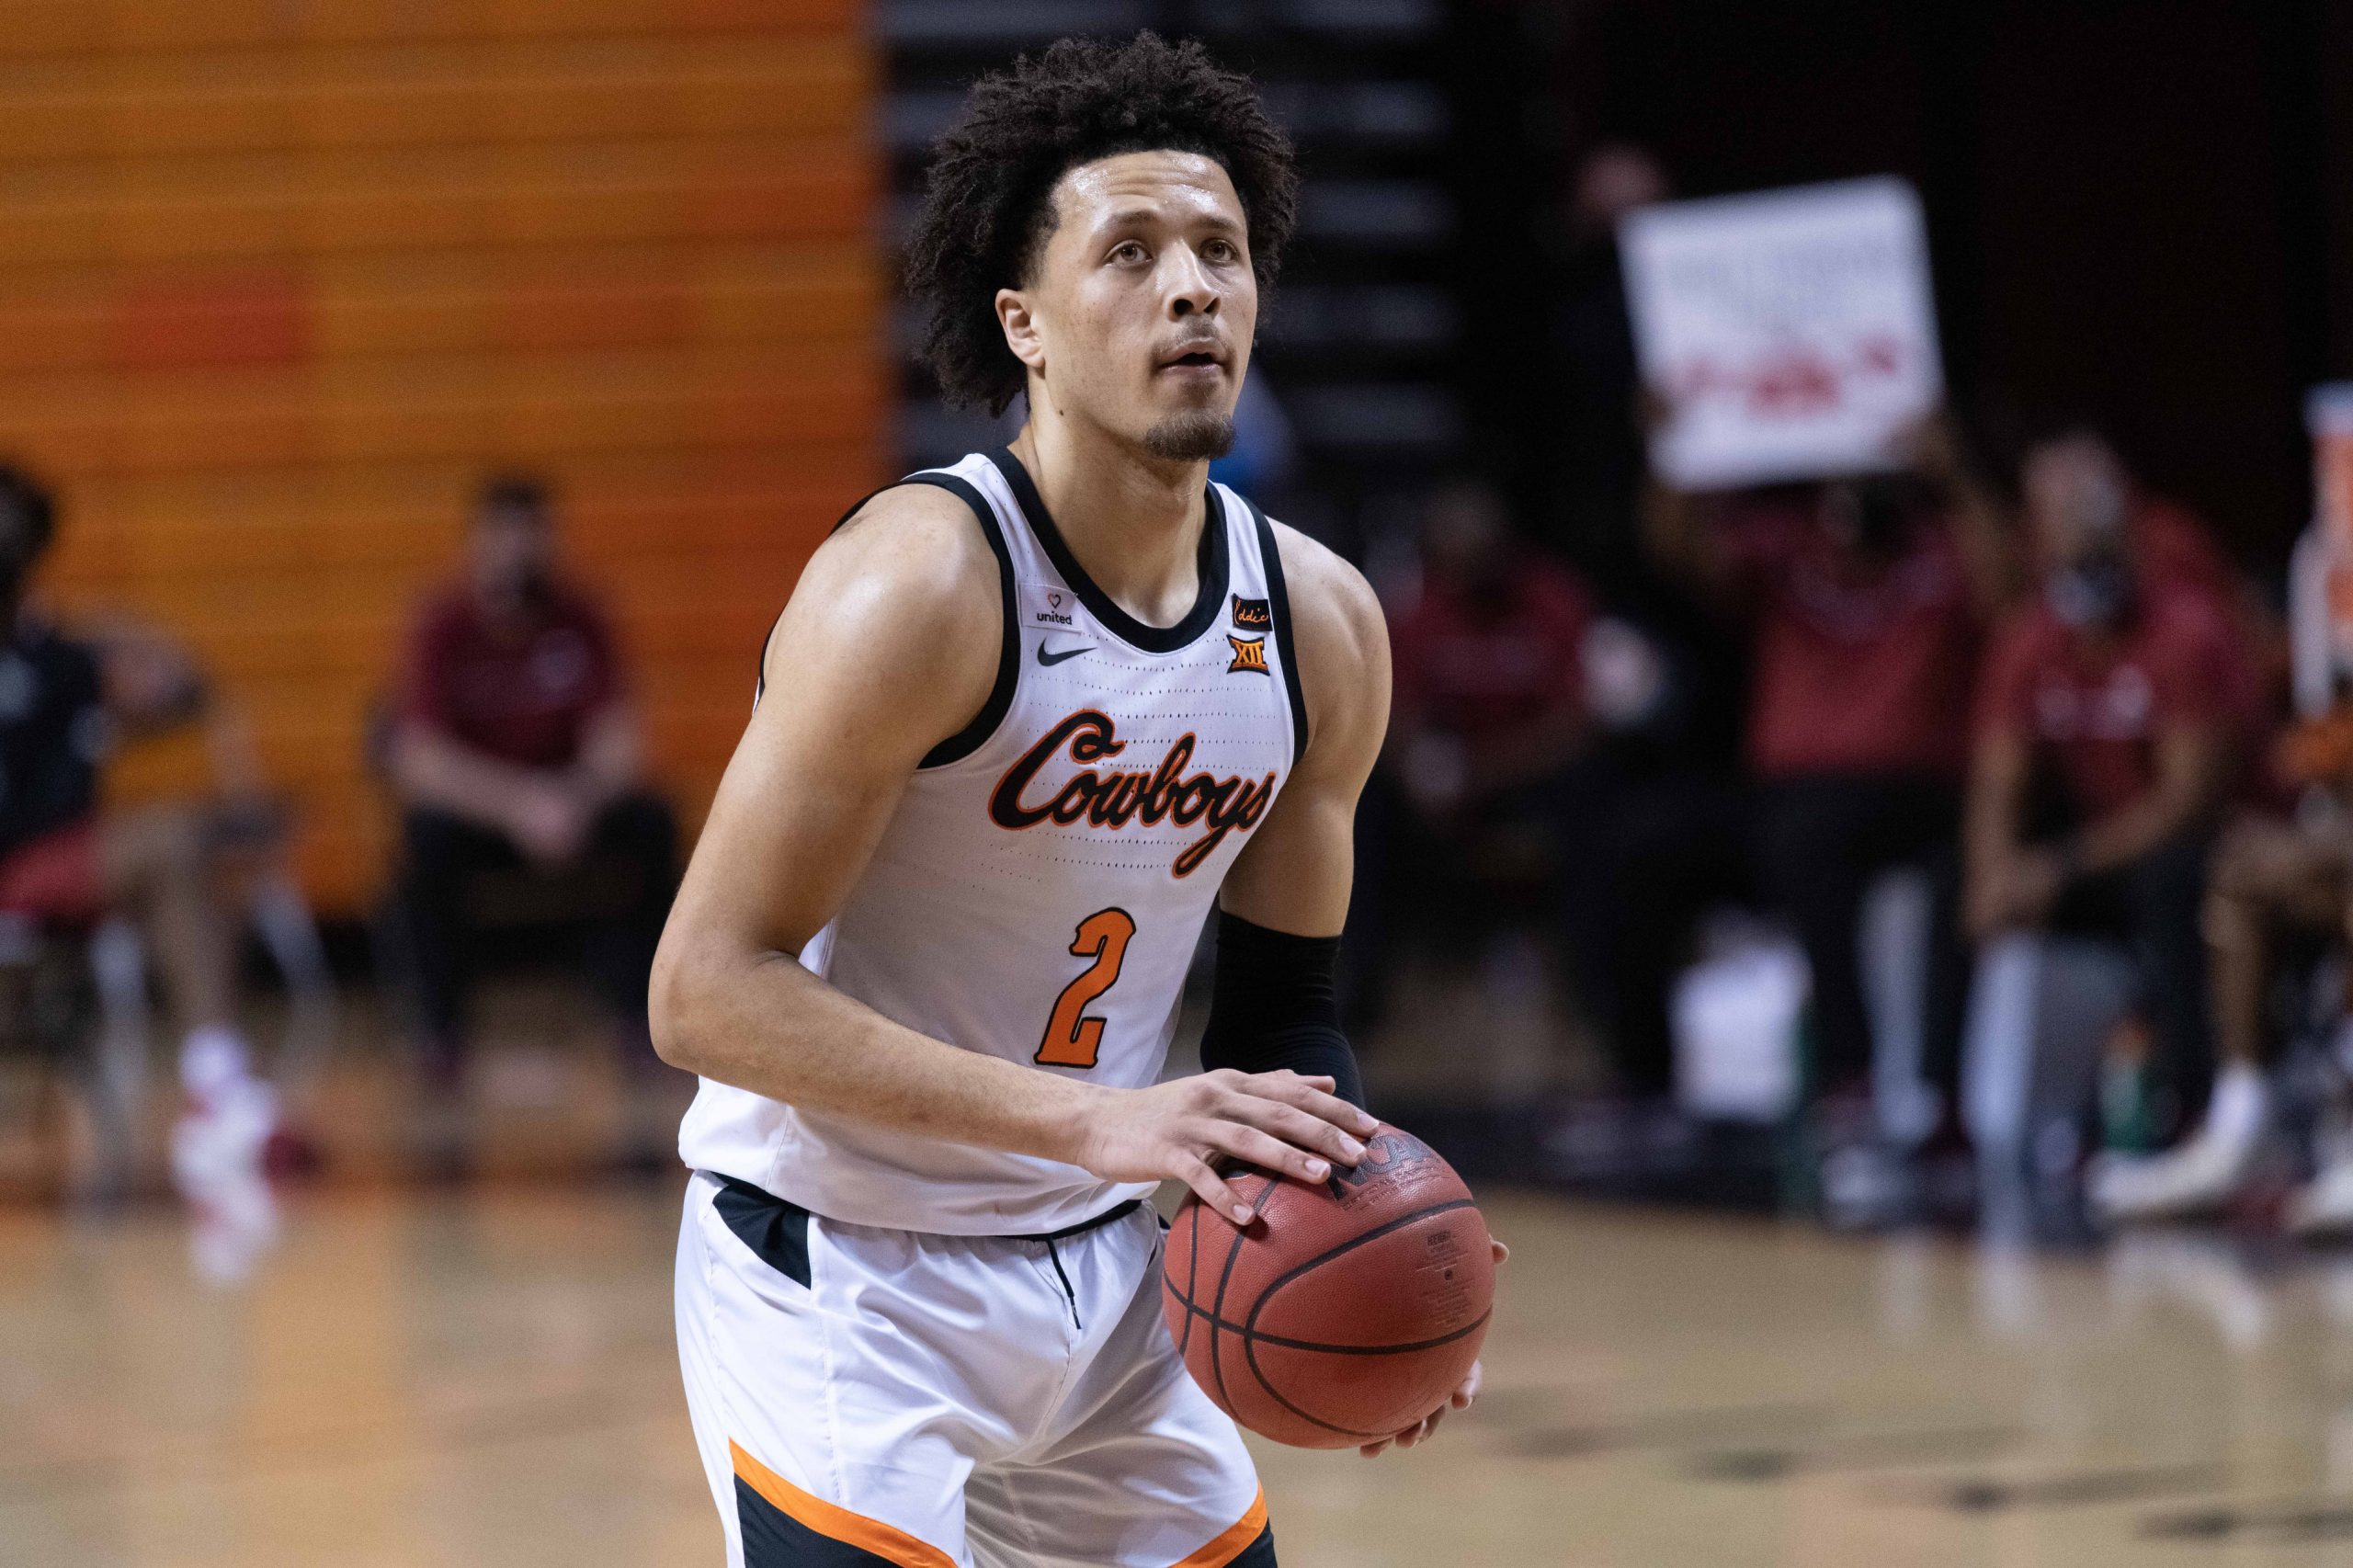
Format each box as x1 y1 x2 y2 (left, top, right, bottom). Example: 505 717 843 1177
1160 1283 1491 1356
1177 1198 1203 1357
1250 1198 1481 1304
1240 1197 1484 1439
1205 1177 1282 1416
1173 1193 1485 1440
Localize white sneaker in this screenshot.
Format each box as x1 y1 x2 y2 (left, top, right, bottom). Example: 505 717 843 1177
2289 1156 2353 1236
2088 1131 2259 1223
171 1075 283 1286
183 1161 279 1286
170 1075 279 1196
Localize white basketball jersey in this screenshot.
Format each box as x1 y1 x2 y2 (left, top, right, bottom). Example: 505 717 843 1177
677 449 1307 1233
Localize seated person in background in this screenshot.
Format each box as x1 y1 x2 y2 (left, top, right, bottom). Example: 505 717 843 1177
0 465 287 1180
2161 722 2353 1230
1646 415 2018 1137
1965 431 2240 1212
92 612 334 1086
388 475 677 1103
2065 425 2274 737
1355 478 1601 1030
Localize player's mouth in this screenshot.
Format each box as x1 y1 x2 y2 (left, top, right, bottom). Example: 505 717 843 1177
1154 340 1230 380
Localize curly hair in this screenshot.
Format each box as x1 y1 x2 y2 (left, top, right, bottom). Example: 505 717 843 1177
904 33 1300 416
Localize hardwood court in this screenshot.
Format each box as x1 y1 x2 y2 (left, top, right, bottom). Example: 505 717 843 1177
10 1185 2353 1567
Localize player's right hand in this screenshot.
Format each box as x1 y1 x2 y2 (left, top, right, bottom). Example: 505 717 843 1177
1074 1070 1380 1226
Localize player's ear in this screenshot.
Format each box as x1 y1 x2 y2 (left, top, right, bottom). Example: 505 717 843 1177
996 289 1047 374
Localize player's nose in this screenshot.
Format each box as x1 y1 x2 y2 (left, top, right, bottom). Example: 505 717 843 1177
1163 245 1221 317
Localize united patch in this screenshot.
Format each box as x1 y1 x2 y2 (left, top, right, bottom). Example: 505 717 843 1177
1226 634 1269 676
1231 595 1271 630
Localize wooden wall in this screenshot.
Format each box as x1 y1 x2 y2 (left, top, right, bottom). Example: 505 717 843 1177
10 0 887 913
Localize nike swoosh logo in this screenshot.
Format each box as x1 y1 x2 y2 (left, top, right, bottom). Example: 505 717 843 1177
1037 642 1093 666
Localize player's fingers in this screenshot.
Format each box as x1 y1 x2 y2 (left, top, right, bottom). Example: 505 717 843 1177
1174 1154 1255 1227
1205 1121 1332 1185
1220 1095 1365 1166
1456 1359 1484 1405
1358 1437 1392 1458
1492 1239 1511 1265
1254 1071 1380 1136
1243 1072 1380 1139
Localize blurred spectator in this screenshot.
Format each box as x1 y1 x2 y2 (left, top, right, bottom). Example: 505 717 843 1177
1967 430 2241 1216
2087 536 2331 1227
88 611 338 1082
1541 142 1669 591
1351 479 1603 1028
0 465 288 1183
1647 416 2019 1128
1535 149 1756 1051
2154 789 2353 1228
387 476 676 1104
2075 427 2276 743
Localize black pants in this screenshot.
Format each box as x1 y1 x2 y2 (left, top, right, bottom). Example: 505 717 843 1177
1344 756 1629 1042
2045 832 2215 1115
1563 768 1752 1096
1751 773 1968 1104
398 794 677 1074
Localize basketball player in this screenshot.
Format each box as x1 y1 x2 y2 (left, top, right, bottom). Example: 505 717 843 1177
652 32 1497 1568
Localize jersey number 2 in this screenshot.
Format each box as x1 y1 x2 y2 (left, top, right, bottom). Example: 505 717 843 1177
1036 908 1138 1067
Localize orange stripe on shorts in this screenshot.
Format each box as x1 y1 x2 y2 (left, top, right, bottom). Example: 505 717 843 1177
1172 1487 1269 1567
728 1439 958 1568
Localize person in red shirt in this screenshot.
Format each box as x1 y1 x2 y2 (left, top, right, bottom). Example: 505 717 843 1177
1966 429 2239 1213
1648 416 2018 1125
1387 481 1597 812
389 476 677 1118
0 465 301 1205
1356 478 1606 1036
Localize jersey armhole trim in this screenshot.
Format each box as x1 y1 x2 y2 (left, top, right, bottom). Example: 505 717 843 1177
752 477 924 707
1242 494 1311 767
907 473 1018 768
751 475 1017 776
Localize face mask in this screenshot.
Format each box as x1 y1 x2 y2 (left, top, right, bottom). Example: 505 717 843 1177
1823 479 1910 558
1851 481 1910 554
2047 556 2133 629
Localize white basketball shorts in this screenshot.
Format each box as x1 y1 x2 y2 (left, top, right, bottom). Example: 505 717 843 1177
675 1170 1275 1568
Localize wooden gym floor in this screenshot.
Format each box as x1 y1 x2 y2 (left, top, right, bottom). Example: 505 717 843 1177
10 1181 2353 1567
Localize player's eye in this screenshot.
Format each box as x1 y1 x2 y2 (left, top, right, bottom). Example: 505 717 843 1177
1108 240 1149 265
1202 238 1240 265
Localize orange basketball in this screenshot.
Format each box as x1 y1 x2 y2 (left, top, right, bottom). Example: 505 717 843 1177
1160 1123 1495 1449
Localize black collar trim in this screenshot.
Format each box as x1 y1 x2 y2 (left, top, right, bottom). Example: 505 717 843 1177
987 448 1229 654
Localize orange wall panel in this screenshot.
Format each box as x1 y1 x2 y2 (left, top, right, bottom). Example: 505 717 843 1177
6 1 882 915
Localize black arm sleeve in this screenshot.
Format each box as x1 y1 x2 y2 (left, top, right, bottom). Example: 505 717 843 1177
1197 910 1367 1110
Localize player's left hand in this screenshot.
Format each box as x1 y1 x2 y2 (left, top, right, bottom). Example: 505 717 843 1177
1358 1237 1508 1458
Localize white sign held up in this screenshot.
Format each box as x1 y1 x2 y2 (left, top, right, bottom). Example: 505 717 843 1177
1621 176 1944 490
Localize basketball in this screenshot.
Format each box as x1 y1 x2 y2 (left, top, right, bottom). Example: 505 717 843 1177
1161 1123 1496 1449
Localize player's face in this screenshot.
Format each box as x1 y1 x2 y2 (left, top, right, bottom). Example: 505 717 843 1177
1001 150 1256 462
